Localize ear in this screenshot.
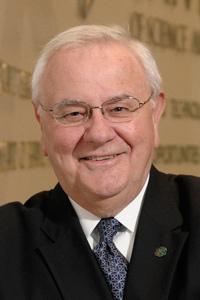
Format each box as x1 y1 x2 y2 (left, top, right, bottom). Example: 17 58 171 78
33 103 41 124
32 103 48 157
152 92 166 147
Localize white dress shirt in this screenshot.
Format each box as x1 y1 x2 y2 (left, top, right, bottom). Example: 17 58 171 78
69 175 149 262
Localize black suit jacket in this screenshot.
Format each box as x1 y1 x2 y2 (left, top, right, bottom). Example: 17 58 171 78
0 167 200 300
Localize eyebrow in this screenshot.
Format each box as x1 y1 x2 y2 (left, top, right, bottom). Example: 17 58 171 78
63 93 137 103
109 94 137 101
57 93 138 104
53 98 86 106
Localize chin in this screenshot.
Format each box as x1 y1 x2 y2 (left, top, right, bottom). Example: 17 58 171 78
84 181 128 200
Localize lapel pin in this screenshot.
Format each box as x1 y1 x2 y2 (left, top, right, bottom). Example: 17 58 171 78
154 246 167 258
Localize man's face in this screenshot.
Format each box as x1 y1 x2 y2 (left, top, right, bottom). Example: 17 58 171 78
36 42 165 214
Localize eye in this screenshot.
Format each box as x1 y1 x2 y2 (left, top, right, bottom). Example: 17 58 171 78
111 106 129 112
106 100 132 115
55 105 87 122
66 111 83 117
62 111 81 119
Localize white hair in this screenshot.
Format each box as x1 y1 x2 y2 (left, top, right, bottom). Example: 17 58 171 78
32 24 162 104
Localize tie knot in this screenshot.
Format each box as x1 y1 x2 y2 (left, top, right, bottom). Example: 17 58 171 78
97 217 122 243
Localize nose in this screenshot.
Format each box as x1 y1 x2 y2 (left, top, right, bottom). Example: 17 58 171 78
83 110 116 144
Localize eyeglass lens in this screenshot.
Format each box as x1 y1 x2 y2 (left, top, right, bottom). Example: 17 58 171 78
53 97 141 124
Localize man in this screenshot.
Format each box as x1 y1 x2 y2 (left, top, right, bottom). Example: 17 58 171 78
0 25 200 300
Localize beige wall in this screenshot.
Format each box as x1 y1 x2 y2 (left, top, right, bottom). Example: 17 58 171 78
0 0 200 204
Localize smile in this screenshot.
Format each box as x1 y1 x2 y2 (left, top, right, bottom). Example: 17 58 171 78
81 154 120 161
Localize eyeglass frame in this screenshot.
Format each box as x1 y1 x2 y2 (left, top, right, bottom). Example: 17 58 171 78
38 91 153 126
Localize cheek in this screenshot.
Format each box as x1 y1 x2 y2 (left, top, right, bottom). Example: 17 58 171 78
41 124 84 157
117 118 154 144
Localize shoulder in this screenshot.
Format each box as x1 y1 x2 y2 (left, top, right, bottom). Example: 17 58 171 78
0 189 53 237
149 166 200 213
151 166 200 196
173 173 200 220
163 171 200 207
174 173 200 193
151 167 200 226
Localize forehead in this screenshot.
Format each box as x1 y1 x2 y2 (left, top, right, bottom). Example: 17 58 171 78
41 42 149 102
45 42 145 75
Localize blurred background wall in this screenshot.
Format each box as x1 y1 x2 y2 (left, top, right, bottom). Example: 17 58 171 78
0 0 200 204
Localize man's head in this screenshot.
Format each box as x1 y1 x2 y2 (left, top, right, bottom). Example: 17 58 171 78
32 25 165 216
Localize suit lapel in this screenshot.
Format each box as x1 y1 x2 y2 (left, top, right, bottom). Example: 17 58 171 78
36 185 113 300
125 168 188 300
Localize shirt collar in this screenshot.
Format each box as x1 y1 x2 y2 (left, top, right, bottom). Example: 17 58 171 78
69 198 100 239
69 174 149 238
115 174 149 233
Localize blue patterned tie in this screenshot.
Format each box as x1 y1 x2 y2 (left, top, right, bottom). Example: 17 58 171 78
93 218 128 300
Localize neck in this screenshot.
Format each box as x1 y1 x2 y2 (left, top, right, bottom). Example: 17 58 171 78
65 177 149 217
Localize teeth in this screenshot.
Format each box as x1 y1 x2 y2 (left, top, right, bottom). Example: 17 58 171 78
84 155 117 161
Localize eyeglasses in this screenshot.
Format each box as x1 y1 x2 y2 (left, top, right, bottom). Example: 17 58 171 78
39 92 153 126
